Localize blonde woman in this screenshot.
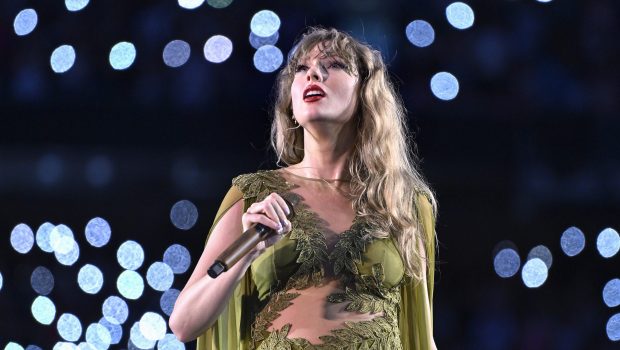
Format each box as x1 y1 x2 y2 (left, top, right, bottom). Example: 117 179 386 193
170 27 438 350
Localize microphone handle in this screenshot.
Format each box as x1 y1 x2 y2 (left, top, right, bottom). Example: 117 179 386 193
207 223 273 278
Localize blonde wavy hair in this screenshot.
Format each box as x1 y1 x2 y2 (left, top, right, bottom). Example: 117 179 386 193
270 27 437 282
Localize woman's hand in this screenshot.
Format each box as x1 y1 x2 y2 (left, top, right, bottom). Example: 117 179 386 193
242 193 292 257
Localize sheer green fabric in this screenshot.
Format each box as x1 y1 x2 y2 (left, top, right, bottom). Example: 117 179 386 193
196 170 436 350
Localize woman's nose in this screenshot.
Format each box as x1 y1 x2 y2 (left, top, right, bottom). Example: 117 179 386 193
306 64 323 82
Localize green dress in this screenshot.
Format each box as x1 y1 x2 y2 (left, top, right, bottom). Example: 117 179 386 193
195 170 436 350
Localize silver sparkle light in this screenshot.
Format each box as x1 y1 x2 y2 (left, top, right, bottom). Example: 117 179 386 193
597 227 620 258
0 271 3 291
139 312 167 341
85 217 112 248
102 295 129 325
109 42 137 70
85 323 112 350
561 226 585 257
170 200 199 230
253 45 283 73
493 248 520 278
117 240 145 270
250 10 280 38
157 334 185 350
53 343 76 350
36 222 55 253
31 296 56 325
163 40 191 68
99 317 123 344
31 266 54 295
54 239 80 266
430 72 459 101
50 224 75 255
207 0 233 8
249 31 279 50
50 45 76 73
57 313 82 342
5 343 25 350
117 270 144 300
604 279 620 308
527 245 553 269
160 289 180 316
78 264 104 294
85 156 114 187
11 223 34 254
65 0 90 12
147 262 174 291
13 9 38 36
203 35 233 64
130 321 157 349
446 2 475 30
178 0 204 10
37 154 63 185
163 244 191 274
405 20 435 48
521 258 548 288
607 313 620 341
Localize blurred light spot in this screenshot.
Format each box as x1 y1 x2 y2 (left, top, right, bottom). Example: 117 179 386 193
117 270 144 300
493 248 520 278
597 228 620 258
536 0 553 2
86 323 112 350
85 156 113 187
250 10 280 37
203 35 233 63
85 217 112 248
99 317 123 344
521 258 548 288
25 346 43 350
405 20 435 48
157 334 185 350
50 224 75 254
604 279 620 308
139 312 167 341
607 313 620 341
130 321 156 349
253 45 283 73
160 289 180 316
170 200 199 230
57 313 82 342
109 42 136 70
430 72 459 100
446 2 475 30
163 40 191 68
78 264 104 294
37 154 63 185
207 0 233 8
50 45 76 73
31 296 56 325
31 266 54 295
53 343 76 350
54 240 80 266
178 0 204 10
11 223 34 254
76 343 96 350
0 271 3 291
163 244 191 274
14 9 38 36
147 262 174 291
102 295 129 325
5 343 24 350
527 245 553 269
36 222 55 253
65 0 90 11
561 226 585 256
117 240 145 270
249 31 279 49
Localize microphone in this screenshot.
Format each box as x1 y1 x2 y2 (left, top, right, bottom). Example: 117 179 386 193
207 198 295 278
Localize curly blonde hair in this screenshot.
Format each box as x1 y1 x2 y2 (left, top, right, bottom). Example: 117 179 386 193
270 27 437 282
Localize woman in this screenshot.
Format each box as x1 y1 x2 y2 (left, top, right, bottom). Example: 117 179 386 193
169 27 438 350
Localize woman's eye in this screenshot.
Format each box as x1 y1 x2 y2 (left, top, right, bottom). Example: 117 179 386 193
329 62 347 69
295 65 308 73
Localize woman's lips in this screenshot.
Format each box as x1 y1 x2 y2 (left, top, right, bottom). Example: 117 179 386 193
303 95 324 102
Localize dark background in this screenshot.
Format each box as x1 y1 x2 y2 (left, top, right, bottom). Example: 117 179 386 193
1 0 619 349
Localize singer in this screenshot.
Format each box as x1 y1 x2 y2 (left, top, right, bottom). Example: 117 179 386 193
170 27 438 350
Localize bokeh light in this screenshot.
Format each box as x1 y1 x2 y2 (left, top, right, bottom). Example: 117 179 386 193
430 72 459 100
109 42 137 70
157 334 185 350
527 245 553 269
11 223 35 254
130 321 157 349
85 323 112 350
5 343 24 350
178 0 204 10
31 296 56 325
76 344 96 350
13 9 38 36
163 40 191 68
99 317 123 344
607 313 620 341
85 156 114 187
31 266 54 295
253 45 283 73
0 271 3 291
203 35 233 63
521 258 548 288
50 224 75 254
53 343 76 350
249 31 279 50
147 262 174 291
163 244 191 274
160 289 180 316
561 226 586 257
37 154 63 185
65 0 90 12
54 240 80 266
493 248 520 278
25 346 43 350
78 264 104 294
117 240 145 270
170 200 199 230
139 312 167 341
446 2 475 30
117 270 144 300
57 313 82 342
250 10 280 38
603 279 620 308
85 217 112 248
36 222 55 253
102 295 129 325
405 20 435 48
597 227 620 258
50 45 76 73
207 0 233 8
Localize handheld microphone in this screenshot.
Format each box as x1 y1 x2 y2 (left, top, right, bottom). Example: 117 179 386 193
207 198 295 278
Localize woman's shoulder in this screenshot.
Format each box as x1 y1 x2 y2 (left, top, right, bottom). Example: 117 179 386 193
231 169 290 199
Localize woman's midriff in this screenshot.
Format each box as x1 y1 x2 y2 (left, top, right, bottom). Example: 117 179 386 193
266 278 384 345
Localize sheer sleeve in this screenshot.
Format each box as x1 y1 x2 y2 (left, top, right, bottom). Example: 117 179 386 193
195 185 257 350
398 193 436 350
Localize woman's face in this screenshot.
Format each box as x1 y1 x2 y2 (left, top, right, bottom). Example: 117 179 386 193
290 44 359 127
